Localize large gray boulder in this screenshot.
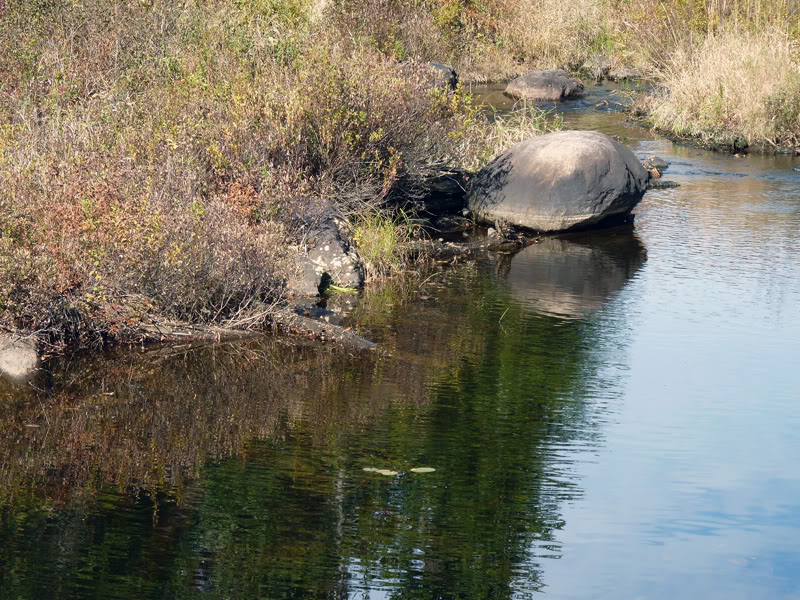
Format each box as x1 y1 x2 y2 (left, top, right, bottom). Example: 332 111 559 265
505 70 584 102
467 131 649 232
0 334 39 382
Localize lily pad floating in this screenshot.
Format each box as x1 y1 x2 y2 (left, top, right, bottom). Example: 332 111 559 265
409 467 436 473
363 467 399 476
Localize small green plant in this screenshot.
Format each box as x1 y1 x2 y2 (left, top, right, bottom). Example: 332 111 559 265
352 210 419 281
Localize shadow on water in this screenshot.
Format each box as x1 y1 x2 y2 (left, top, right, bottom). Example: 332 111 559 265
0 227 643 598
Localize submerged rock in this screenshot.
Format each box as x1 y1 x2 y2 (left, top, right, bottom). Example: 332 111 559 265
467 130 649 233
505 70 584 102
648 180 680 189
0 334 39 382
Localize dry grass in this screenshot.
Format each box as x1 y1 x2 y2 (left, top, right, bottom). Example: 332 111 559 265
495 0 614 70
0 0 552 350
643 28 800 148
612 0 800 67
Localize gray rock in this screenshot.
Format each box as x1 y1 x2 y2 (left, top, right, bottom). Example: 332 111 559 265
643 155 669 170
0 334 39 382
583 55 612 80
288 218 363 296
467 130 649 232
607 65 642 81
287 256 323 297
505 70 584 102
308 235 362 291
427 62 458 90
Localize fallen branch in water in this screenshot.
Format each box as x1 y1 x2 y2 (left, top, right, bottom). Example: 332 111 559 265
135 309 377 352
272 310 377 351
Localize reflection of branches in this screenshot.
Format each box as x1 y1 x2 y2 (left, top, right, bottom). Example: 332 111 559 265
0 255 631 600
0 340 360 507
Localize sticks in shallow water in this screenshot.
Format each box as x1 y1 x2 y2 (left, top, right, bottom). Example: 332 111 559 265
136 309 378 352
274 310 378 351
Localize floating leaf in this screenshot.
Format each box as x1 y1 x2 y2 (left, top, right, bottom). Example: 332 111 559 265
375 469 399 476
410 467 436 473
362 467 379 472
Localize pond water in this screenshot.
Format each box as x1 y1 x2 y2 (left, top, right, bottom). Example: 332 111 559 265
2 86 800 599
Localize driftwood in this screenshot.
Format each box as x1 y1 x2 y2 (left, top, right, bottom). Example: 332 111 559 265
136 309 377 352
408 237 526 260
273 310 377 351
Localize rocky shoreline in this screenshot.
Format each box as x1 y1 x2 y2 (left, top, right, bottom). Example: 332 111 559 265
2 65 701 384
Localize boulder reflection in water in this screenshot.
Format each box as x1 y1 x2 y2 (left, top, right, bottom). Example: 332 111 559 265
497 230 646 319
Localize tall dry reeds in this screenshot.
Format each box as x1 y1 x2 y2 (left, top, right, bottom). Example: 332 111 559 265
612 0 800 67
642 27 800 149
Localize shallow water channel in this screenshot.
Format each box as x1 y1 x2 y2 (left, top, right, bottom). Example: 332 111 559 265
2 86 800 599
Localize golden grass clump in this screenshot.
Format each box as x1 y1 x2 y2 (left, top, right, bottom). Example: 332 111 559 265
495 0 614 69
644 28 800 148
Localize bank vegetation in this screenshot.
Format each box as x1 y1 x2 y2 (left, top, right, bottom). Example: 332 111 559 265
1 0 798 352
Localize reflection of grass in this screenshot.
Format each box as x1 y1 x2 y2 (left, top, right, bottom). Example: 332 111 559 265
348 276 417 330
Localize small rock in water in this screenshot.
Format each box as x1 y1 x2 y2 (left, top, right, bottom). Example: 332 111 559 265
0 334 39 382
505 70 584 102
607 65 642 81
643 156 668 170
